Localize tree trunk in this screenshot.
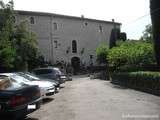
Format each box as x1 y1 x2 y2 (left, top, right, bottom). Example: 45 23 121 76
150 0 160 66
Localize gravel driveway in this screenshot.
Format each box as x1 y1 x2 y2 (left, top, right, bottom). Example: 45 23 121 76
26 75 160 120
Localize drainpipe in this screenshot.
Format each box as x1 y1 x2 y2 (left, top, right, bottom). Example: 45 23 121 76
112 19 117 43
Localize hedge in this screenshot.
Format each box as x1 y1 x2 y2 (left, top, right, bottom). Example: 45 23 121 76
111 71 160 96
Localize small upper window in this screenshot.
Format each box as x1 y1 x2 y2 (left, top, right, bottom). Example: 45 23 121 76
53 22 58 30
72 40 77 53
54 40 58 48
30 17 35 24
85 22 88 26
99 25 103 32
90 55 93 59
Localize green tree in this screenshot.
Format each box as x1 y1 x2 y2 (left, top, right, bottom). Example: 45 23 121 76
0 0 40 71
150 0 160 66
107 41 155 71
141 24 152 41
96 44 108 64
96 44 110 80
14 21 38 71
0 0 16 71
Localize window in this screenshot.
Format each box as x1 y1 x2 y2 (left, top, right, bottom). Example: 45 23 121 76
30 17 35 24
89 55 93 66
72 40 77 53
90 55 93 59
53 22 58 30
54 40 58 48
85 22 88 26
99 25 103 32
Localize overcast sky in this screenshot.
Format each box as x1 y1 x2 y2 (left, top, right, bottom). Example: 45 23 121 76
4 0 151 39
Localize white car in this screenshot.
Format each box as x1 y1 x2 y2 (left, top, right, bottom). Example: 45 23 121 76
0 73 55 99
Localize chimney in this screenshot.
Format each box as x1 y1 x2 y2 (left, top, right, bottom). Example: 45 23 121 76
81 15 84 19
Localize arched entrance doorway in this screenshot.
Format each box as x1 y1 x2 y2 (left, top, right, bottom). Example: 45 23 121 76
71 57 80 75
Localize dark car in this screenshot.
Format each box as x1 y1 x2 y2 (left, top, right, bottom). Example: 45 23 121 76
32 67 66 84
0 76 41 120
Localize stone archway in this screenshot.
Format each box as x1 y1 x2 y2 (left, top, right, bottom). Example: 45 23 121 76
71 57 80 75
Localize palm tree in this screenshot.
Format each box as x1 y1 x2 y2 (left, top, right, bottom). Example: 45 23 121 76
150 0 160 66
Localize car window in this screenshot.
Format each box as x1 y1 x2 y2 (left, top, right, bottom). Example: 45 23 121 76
34 69 53 75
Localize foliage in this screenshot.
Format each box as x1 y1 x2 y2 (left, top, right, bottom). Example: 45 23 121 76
0 44 15 69
107 40 155 70
96 44 108 64
140 24 152 41
0 0 16 70
111 71 160 95
0 0 42 72
119 32 127 41
13 21 38 70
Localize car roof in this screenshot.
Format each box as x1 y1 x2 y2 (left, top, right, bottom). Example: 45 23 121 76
33 67 60 71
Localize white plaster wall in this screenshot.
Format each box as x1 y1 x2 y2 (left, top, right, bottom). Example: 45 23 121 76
16 13 120 66
51 17 116 66
16 14 52 62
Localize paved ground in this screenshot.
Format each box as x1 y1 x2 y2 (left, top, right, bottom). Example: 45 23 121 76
26 76 160 120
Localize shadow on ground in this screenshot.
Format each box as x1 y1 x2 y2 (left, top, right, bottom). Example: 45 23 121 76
24 117 39 120
72 75 88 79
60 86 65 89
0 116 39 120
104 81 128 90
42 98 54 105
112 84 128 89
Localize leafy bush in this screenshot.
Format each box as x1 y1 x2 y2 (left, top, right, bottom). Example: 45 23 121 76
111 71 160 95
0 45 15 69
107 41 155 70
96 44 108 64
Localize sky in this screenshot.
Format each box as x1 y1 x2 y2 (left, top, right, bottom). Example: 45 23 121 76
4 0 151 39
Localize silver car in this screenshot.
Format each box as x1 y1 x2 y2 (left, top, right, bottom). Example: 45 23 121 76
33 67 66 84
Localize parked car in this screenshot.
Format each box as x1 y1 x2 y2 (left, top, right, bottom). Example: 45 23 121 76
54 67 72 81
0 76 41 120
18 72 60 92
0 73 55 99
32 67 66 84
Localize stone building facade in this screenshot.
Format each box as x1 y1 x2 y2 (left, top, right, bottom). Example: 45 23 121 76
15 10 121 69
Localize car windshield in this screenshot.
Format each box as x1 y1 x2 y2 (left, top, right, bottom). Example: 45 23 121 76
25 72 39 80
10 74 31 84
17 72 38 81
34 69 53 75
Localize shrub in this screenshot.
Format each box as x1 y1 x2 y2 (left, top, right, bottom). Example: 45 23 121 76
111 71 160 95
107 41 155 71
96 44 108 64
